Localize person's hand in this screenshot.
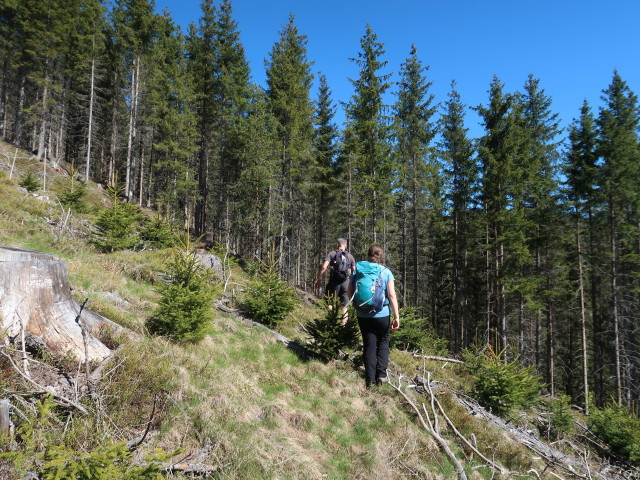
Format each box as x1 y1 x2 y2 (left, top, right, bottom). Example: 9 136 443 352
391 317 399 331
313 278 319 288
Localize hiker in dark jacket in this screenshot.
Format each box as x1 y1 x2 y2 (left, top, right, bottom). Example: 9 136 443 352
347 244 400 389
313 238 355 322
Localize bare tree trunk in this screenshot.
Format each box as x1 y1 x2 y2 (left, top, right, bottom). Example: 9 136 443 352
85 56 96 182
576 227 590 414
547 299 555 396
14 68 25 144
610 203 622 405
37 75 49 161
1 55 9 138
125 55 141 200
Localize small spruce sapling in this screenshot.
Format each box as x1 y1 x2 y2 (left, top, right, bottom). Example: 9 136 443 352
389 307 448 354
93 179 142 252
146 235 217 343
19 172 41 192
242 252 296 327
466 345 542 416
305 294 360 361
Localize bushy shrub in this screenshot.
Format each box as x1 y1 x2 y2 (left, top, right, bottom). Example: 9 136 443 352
389 307 448 355
466 346 542 416
305 295 360 361
146 238 217 343
242 260 296 327
93 181 142 252
589 403 640 463
19 172 40 192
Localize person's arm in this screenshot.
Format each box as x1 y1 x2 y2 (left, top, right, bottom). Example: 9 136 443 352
387 279 400 331
313 260 330 288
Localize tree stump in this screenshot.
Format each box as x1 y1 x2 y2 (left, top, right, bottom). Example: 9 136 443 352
0 399 10 435
0 246 119 362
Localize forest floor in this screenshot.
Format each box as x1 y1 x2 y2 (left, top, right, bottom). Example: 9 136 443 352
1 139 639 479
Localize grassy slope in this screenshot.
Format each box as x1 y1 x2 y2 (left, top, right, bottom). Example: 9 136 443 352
0 141 559 479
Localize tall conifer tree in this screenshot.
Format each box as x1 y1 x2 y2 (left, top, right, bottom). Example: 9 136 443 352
265 14 315 282
596 71 640 406
440 80 477 350
392 45 436 307
344 24 393 250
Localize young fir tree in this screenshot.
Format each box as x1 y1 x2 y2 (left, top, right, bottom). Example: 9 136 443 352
392 45 437 308
265 14 315 283
595 71 640 407
93 180 142 252
344 24 393 249
305 295 360 362
147 235 217 343
440 80 478 352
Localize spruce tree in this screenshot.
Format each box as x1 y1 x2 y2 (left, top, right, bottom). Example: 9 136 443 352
476 76 532 357
265 14 315 283
440 80 477 351
312 73 339 266
565 100 600 408
146 11 198 223
210 0 252 247
344 24 393 249
392 45 437 308
596 71 640 406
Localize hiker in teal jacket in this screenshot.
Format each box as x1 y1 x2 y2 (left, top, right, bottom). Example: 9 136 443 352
348 244 400 389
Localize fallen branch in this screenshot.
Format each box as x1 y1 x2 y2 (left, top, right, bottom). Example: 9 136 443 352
427 376 509 475
155 462 217 476
127 394 158 451
412 354 465 365
0 348 88 415
388 374 468 480
215 301 308 355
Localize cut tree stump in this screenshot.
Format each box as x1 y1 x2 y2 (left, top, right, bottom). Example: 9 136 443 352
0 245 123 363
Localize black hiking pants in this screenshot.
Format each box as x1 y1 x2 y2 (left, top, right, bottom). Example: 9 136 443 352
326 277 350 306
357 315 390 388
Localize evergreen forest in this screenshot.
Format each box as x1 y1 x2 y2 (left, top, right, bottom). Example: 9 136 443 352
1 0 640 418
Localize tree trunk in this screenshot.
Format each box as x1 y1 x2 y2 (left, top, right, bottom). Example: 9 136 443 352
0 246 125 363
85 55 96 182
576 227 590 414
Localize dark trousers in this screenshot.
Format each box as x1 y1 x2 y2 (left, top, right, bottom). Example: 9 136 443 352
357 315 390 387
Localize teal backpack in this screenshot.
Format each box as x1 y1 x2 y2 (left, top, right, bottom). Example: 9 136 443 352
351 261 387 313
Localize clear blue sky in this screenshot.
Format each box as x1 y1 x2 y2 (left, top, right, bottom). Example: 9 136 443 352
155 0 640 140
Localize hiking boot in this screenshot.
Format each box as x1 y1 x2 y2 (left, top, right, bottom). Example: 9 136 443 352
376 376 388 385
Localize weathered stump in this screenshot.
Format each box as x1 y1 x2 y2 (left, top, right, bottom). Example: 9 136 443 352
0 245 118 362
0 399 10 435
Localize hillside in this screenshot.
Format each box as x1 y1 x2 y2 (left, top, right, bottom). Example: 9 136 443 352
0 140 638 480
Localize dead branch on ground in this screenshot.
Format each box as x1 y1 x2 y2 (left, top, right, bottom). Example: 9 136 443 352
0 347 88 415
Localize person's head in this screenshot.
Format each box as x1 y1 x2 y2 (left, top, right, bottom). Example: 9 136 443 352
336 238 348 250
367 244 384 263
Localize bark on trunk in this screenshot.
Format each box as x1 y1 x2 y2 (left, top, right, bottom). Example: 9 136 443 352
0 246 122 363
